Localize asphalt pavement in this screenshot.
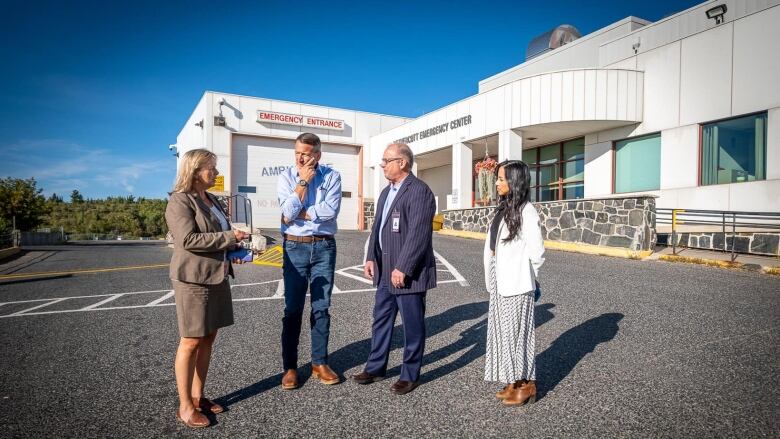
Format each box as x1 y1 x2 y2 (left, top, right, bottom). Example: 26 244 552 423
0 231 778 438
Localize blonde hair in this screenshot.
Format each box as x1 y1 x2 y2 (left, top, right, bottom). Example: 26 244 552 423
172 149 217 193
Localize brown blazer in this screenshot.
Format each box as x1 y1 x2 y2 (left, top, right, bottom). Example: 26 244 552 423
165 191 238 285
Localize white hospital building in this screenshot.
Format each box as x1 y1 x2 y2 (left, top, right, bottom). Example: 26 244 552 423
174 0 780 234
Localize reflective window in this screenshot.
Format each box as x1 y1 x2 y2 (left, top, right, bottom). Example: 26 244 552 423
615 133 661 193
701 113 767 185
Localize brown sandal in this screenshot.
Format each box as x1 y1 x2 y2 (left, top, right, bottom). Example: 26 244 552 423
195 397 225 414
176 409 210 428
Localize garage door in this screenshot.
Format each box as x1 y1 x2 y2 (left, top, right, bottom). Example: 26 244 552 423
232 135 360 230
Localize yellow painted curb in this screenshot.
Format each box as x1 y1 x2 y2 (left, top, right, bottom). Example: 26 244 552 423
658 254 743 269
544 240 652 260
0 247 21 261
763 266 780 276
436 229 652 260
436 229 486 240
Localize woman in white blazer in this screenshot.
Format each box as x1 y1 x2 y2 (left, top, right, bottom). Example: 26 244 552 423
483 160 545 407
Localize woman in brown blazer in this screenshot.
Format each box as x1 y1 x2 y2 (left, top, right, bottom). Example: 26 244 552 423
165 149 249 428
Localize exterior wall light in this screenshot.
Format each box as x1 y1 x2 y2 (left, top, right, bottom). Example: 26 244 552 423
706 4 727 24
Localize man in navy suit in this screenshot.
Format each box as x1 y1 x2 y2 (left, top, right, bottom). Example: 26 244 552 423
352 142 437 395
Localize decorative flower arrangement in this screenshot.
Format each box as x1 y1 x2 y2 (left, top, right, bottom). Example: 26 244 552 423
475 156 498 205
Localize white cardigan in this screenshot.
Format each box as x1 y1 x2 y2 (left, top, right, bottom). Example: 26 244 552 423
483 203 545 297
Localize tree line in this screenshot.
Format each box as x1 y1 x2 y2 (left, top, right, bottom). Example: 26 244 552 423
0 177 168 238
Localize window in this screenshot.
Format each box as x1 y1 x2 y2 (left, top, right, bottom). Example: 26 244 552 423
701 113 767 186
614 133 661 193
524 138 584 202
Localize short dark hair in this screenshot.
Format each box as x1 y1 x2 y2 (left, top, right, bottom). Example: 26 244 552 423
296 132 321 152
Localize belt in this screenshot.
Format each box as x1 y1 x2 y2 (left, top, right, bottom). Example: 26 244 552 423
284 234 334 243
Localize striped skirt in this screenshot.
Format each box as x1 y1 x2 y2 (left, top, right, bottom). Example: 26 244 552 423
484 256 536 383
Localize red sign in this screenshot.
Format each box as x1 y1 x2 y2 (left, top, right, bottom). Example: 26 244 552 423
257 111 345 131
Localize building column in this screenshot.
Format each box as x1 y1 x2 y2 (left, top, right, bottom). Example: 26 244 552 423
372 165 384 205
450 142 473 209
498 129 522 161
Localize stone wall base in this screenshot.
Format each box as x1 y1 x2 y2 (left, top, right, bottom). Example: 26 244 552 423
658 232 780 257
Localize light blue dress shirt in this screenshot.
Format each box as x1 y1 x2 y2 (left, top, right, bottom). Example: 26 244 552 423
379 176 407 249
277 164 342 236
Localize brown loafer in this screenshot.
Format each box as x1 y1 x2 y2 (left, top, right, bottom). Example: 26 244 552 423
194 397 224 414
311 364 340 385
352 371 385 385
503 380 537 406
176 409 210 428
282 369 299 390
389 379 419 395
495 383 514 400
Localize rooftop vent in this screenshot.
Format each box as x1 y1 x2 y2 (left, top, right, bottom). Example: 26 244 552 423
526 24 581 60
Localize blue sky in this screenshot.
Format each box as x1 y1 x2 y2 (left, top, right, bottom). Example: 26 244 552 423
0 0 701 199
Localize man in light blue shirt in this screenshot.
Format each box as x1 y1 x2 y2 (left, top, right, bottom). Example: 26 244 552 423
276 133 342 390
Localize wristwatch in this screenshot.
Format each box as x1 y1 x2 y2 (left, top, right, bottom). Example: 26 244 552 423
297 179 308 187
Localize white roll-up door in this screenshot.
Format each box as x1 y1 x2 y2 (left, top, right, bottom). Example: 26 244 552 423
232 135 359 230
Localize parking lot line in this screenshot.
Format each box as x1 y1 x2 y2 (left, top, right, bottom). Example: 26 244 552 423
81 294 124 310
10 298 67 316
0 263 169 280
145 291 174 306
433 251 469 286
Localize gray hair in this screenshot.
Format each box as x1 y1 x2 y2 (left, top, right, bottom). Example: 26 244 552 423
296 132 322 153
388 143 414 170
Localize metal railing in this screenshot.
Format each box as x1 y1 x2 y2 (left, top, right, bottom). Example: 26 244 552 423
219 194 253 232
657 208 780 261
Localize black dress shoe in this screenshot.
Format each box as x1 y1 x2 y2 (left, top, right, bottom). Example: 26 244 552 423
352 371 385 385
390 380 419 395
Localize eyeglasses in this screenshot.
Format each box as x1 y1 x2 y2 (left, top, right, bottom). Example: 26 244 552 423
380 157 403 166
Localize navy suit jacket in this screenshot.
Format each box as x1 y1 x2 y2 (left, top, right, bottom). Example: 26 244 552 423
366 173 437 294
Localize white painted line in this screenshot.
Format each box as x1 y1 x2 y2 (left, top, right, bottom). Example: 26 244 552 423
0 289 171 306
335 287 375 294
335 268 374 285
0 298 53 306
146 290 174 306
433 251 469 287
9 298 67 316
81 294 124 310
231 280 280 288
272 280 285 298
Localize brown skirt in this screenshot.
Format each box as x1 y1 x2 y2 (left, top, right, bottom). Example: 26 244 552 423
172 279 234 338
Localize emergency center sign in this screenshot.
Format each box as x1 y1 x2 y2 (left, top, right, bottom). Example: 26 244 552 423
257 111 345 131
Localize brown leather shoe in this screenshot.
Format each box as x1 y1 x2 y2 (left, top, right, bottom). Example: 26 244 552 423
503 380 536 406
352 371 385 385
495 383 514 400
194 397 224 414
311 364 340 385
281 369 299 390
176 409 210 428
389 380 419 395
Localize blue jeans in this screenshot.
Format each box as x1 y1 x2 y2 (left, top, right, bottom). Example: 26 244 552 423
281 238 336 370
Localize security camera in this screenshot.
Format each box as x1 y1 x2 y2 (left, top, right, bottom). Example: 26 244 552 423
168 144 177 151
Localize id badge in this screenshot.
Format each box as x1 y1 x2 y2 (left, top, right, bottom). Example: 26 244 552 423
391 210 401 233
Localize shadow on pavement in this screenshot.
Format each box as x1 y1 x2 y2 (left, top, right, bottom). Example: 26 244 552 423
0 273 74 286
416 302 557 383
536 312 624 400
217 301 559 408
